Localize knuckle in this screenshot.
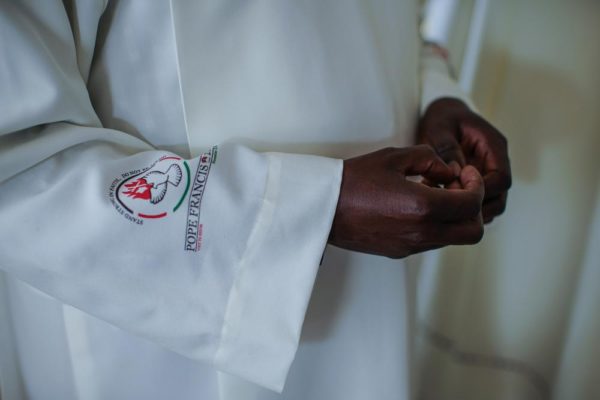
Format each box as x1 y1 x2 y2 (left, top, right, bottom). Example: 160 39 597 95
501 172 513 190
462 194 483 218
389 250 409 260
489 128 508 148
415 143 435 154
381 147 403 168
497 200 507 215
412 144 438 161
464 115 507 143
459 116 480 136
422 159 437 175
484 216 495 225
380 147 399 158
468 223 484 244
497 132 509 146
434 140 460 160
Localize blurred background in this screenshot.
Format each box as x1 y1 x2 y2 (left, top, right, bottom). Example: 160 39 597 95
415 0 600 399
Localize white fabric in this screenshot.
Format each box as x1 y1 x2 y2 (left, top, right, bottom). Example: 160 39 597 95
420 45 476 112
0 0 466 399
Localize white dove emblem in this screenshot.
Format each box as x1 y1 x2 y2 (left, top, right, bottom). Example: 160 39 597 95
142 164 183 204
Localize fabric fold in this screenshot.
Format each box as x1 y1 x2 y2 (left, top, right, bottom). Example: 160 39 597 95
214 152 342 392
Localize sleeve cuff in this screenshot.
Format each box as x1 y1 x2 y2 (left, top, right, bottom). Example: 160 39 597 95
420 49 478 113
213 152 342 392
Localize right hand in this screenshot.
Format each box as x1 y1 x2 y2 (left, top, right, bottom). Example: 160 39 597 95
328 145 485 259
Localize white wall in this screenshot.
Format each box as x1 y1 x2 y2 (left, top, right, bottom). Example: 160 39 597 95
416 1 600 399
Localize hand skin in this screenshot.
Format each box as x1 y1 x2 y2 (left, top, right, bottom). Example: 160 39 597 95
328 145 484 259
418 97 512 223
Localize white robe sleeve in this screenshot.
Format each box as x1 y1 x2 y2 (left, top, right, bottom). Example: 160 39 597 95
420 42 477 113
0 1 342 392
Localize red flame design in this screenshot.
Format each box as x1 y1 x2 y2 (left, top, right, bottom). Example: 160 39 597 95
123 178 153 200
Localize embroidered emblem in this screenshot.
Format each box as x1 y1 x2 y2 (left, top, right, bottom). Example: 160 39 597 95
108 156 191 224
184 146 217 252
108 146 217 250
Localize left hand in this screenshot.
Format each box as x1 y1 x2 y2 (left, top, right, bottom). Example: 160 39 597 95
418 97 512 223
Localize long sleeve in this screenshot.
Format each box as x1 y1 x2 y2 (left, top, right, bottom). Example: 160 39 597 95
419 42 476 112
0 0 342 392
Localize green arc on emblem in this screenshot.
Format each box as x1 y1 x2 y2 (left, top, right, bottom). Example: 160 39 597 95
173 161 191 212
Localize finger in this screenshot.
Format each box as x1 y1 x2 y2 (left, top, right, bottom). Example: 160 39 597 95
421 161 460 188
425 216 484 246
445 179 462 190
418 166 484 222
404 145 457 184
424 129 467 166
482 192 507 220
460 119 512 198
443 216 484 245
483 170 512 199
446 164 485 192
459 165 485 201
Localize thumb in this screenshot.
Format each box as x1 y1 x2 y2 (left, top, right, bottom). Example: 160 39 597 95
459 165 485 203
405 145 457 185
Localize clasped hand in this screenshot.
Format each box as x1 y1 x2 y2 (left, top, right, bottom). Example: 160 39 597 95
328 98 511 258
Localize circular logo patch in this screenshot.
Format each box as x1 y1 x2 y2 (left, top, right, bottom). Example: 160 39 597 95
109 156 191 222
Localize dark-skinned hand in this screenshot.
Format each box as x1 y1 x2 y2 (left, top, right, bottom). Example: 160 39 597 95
328 145 484 259
418 97 512 223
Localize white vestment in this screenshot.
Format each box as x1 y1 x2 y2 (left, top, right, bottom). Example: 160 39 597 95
0 1 470 399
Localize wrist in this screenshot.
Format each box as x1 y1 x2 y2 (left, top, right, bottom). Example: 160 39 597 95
427 97 471 115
